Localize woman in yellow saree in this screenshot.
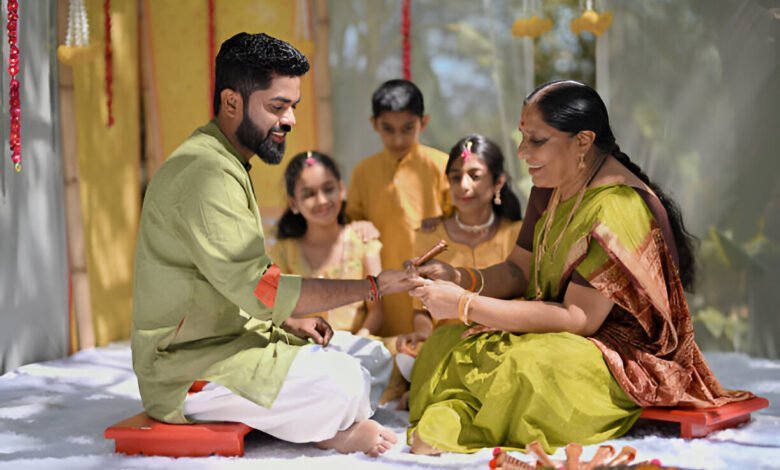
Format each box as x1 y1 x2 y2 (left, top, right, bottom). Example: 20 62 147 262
407 80 752 455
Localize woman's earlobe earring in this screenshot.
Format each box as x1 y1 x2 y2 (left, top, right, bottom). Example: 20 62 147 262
578 154 586 170
494 192 502 205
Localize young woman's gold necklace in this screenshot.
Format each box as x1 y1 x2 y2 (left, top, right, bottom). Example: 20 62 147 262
533 154 607 299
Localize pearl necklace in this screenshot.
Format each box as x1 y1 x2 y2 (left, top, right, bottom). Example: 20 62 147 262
454 211 495 233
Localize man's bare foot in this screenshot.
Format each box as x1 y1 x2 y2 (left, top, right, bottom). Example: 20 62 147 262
317 419 398 457
409 429 440 456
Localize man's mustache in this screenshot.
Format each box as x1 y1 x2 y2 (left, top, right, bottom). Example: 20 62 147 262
268 124 292 136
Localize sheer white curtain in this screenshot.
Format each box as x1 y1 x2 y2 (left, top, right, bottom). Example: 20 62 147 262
0 0 68 373
327 0 780 357
601 0 780 357
327 0 531 198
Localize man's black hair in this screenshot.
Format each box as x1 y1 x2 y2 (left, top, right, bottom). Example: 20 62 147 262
213 32 310 114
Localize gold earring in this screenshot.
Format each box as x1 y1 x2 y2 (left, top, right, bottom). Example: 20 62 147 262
494 192 502 205
578 154 586 170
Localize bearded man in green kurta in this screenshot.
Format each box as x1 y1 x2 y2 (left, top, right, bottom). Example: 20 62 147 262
132 32 417 458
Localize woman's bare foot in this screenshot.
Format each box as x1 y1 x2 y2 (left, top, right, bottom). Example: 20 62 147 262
409 429 441 456
317 419 398 457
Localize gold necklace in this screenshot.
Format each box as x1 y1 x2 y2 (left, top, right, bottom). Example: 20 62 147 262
533 155 607 299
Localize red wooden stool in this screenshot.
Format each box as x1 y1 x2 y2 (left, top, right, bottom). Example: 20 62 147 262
639 396 769 438
104 412 253 457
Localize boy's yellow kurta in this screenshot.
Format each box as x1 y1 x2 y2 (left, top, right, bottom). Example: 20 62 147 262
346 144 449 336
132 121 306 424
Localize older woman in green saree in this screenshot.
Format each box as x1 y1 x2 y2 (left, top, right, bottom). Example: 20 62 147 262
406 80 752 455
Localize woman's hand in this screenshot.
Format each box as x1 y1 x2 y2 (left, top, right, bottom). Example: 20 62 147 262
406 259 460 284
281 317 334 346
409 280 465 322
377 269 425 296
348 220 380 242
396 331 429 357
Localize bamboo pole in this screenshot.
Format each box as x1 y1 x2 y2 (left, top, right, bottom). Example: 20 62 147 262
312 0 333 155
140 0 164 181
57 0 95 351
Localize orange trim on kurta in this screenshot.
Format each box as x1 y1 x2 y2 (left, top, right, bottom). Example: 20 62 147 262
254 264 281 308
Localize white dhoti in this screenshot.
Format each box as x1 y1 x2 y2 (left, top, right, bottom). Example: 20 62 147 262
183 332 392 443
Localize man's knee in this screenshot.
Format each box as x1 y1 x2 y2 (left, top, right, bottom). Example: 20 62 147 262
312 352 368 404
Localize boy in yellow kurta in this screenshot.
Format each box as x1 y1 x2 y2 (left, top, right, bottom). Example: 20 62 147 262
346 80 450 336
132 33 418 458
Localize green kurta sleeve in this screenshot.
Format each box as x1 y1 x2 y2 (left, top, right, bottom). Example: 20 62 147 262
173 164 301 326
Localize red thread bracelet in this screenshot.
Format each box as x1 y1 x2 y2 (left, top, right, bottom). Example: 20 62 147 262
366 275 380 301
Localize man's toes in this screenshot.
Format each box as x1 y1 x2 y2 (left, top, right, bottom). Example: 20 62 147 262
381 428 399 444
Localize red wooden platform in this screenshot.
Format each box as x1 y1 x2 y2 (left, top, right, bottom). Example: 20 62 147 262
104 412 253 457
639 396 769 438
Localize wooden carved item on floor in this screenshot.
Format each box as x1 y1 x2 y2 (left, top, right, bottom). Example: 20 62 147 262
489 441 670 469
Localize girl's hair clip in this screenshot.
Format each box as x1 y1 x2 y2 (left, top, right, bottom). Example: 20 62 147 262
305 151 316 167
460 140 473 160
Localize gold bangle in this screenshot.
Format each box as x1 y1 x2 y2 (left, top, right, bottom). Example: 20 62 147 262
474 268 485 295
457 292 470 324
464 267 478 292
463 292 477 325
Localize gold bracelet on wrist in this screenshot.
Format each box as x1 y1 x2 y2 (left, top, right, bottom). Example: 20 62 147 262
463 267 478 292
474 268 485 294
463 292 477 325
457 291 470 324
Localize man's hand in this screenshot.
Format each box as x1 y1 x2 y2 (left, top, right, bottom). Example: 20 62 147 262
281 317 334 346
377 269 425 296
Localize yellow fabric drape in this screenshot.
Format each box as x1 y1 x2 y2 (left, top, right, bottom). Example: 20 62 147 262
71 0 140 346
146 0 318 214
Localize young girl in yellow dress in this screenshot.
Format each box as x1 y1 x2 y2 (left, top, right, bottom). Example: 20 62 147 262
272 151 383 336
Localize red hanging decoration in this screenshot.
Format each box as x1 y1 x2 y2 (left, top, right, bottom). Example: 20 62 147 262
7 0 21 172
207 0 216 117
104 0 114 127
401 0 411 80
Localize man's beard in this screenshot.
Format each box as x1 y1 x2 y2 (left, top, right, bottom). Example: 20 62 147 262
235 112 286 165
